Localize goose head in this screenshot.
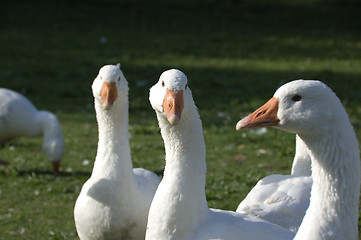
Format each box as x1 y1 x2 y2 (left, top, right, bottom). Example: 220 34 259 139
149 69 191 125
42 129 64 174
236 80 344 136
92 64 127 110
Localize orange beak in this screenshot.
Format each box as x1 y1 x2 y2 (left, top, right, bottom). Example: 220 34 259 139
236 97 280 130
100 82 118 110
163 89 184 125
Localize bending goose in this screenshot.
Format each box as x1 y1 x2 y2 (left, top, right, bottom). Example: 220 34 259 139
146 69 294 240
236 135 312 232
0 88 64 173
74 64 160 240
236 80 360 240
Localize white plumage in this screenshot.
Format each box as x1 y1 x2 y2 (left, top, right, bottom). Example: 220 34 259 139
146 69 294 240
237 79 360 240
0 88 64 173
236 135 312 232
74 64 160 240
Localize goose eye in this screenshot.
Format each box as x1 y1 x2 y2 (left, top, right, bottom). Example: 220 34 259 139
118 77 120 81
291 95 302 102
162 81 165 87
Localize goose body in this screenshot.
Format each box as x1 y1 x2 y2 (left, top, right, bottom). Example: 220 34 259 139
236 135 312 232
0 88 64 173
74 64 160 240
236 80 360 240
146 69 294 240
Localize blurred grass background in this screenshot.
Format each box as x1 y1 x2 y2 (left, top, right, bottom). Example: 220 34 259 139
0 0 360 239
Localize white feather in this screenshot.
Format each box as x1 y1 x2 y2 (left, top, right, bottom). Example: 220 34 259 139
238 79 360 240
74 64 160 240
146 69 294 240
0 88 64 167
236 135 312 232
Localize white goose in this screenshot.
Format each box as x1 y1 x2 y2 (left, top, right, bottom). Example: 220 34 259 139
74 64 160 240
146 69 294 240
0 88 64 173
236 79 360 240
236 135 312 232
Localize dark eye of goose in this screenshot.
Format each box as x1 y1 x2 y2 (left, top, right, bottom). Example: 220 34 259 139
118 77 120 81
291 94 302 102
162 81 165 87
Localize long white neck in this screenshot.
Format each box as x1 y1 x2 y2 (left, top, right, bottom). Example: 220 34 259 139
291 135 311 176
151 103 209 238
91 92 133 181
36 111 64 162
295 113 360 240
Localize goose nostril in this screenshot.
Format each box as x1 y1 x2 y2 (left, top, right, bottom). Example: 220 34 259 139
255 110 266 118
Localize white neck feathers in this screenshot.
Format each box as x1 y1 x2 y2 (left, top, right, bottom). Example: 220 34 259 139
92 91 133 179
291 135 312 176
150 104 209 238
295 110 360 240
36 111 64 162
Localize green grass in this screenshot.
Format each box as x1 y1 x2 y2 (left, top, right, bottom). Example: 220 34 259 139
0 0 360 239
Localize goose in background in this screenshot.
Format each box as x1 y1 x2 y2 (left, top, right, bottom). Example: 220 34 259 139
0 88 64 174
236 79 360 240
146 69 294 240
236 135 312 232
74 64 160 240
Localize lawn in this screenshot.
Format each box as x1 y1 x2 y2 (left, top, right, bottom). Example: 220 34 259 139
0 0 360 239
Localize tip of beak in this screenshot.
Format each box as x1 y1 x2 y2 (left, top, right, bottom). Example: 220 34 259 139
168 114 181 125
102 103 112 110
236 116 250 130
52 161 60 175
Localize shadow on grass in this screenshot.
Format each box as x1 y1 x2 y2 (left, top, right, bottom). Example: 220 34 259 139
0 168 92 178
7 168 165 178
